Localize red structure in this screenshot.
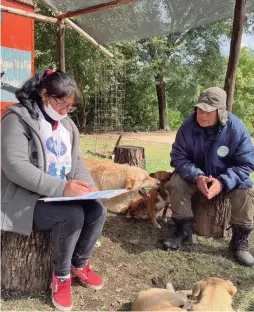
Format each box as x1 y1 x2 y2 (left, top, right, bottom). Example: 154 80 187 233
1 0 34 115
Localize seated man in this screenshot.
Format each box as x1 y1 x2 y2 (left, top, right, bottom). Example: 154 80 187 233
163 87 254 267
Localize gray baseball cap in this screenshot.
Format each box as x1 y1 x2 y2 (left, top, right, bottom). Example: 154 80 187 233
194 87 228 125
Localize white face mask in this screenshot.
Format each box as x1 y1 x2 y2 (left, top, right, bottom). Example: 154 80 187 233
44 102 67 121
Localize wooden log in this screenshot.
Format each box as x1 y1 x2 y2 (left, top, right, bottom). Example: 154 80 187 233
192 192 231 238
0 5 58 23
112 134 123 156
1 231 52 294
87 149 110 158
0 5 114 59
64 18 114 58
56 0 137 19
114 145 146 169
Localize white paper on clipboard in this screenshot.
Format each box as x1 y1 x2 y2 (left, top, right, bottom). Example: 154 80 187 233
40 189 129 202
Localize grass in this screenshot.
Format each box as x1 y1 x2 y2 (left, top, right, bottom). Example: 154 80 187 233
80 133 173 173
1 132 254 311
80 133 254 181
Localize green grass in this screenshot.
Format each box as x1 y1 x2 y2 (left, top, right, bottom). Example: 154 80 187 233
80 134 172 173
80 133 254 182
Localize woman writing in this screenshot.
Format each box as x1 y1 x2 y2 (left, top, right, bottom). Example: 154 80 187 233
1 69 106 311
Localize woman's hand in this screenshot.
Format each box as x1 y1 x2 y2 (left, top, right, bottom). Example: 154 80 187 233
90 186 99 192
63 180 91 197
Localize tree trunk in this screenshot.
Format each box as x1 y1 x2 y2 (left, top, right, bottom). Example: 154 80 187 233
1 231 52 294
155 72 168 130
224 0 246 111
192 193 231 238
80 93 88 132
114 145 146 169
56 21 66 72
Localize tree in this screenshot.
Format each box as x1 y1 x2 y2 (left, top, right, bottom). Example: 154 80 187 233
232 47 254 135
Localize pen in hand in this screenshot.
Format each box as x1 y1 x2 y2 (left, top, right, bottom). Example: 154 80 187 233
64 176 92 197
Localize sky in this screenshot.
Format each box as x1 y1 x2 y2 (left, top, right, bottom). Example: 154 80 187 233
220 33 254 56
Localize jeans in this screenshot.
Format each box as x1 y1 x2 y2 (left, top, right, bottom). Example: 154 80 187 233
33 200 107 276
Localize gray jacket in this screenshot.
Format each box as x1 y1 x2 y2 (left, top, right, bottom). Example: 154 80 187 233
1 104 95 236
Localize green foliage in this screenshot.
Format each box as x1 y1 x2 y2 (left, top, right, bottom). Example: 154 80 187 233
231 47 254 135
34 9 253 134
167 108 183 130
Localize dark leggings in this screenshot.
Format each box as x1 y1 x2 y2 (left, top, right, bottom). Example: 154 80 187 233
33 200 107 276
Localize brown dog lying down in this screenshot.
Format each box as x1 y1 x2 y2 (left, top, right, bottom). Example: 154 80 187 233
84 158 159 213
191 277 237 311
127 171 172 228
131 282 192 311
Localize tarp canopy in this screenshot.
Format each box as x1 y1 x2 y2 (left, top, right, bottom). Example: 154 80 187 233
41 0 254 45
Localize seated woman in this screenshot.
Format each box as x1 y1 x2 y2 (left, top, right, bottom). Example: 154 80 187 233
1 69 107 311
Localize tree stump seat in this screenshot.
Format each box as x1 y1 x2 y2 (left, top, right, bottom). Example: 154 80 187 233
1 230 53 294
192 192 231 238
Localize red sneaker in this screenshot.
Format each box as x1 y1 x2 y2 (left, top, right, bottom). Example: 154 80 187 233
71 263 104 290
51 272 72 311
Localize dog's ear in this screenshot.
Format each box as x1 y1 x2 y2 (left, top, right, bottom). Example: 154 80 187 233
192 280 207 297
149 173 155 178
225 280 237 296
126 178 135 190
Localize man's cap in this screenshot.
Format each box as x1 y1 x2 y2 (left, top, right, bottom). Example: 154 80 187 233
194 87 227 125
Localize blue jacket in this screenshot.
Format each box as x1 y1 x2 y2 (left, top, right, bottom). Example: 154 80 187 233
170 112 254 192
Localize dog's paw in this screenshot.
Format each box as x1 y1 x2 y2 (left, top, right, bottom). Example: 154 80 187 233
126 213 132 219
95 240 101 248
154 223 161 229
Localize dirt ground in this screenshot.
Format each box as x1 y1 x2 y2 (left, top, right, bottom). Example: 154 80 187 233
2 214 254 311
2 131 254 311
121 131 177 144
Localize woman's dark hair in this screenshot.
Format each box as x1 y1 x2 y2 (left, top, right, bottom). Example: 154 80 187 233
15 69 80 118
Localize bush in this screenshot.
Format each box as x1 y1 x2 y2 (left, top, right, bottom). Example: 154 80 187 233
167 108 183 130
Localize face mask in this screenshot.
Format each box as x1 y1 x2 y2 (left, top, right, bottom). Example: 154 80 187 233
44 102 67 121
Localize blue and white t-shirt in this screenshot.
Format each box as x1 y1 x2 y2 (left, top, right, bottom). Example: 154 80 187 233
35 105 72 180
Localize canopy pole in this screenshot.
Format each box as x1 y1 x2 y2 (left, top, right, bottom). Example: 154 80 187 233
56 0 137 19
0 5 114 59
224 0 246 111
0 5 58 23
64 18 114 58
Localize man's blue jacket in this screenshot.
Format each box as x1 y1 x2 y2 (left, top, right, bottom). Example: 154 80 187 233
170 112 254 191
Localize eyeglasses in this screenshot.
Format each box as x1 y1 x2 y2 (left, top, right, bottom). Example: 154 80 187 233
51 96 77 113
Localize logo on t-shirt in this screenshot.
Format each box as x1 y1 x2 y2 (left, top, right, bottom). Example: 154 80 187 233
46 137 67 156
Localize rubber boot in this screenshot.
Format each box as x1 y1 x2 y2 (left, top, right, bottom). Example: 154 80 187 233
229 225 254 267
163 217 194 251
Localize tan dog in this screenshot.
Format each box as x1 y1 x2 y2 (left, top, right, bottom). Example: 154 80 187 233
85 158 159 213
131 283 191 311
191 277 237 311
127 171 172 228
